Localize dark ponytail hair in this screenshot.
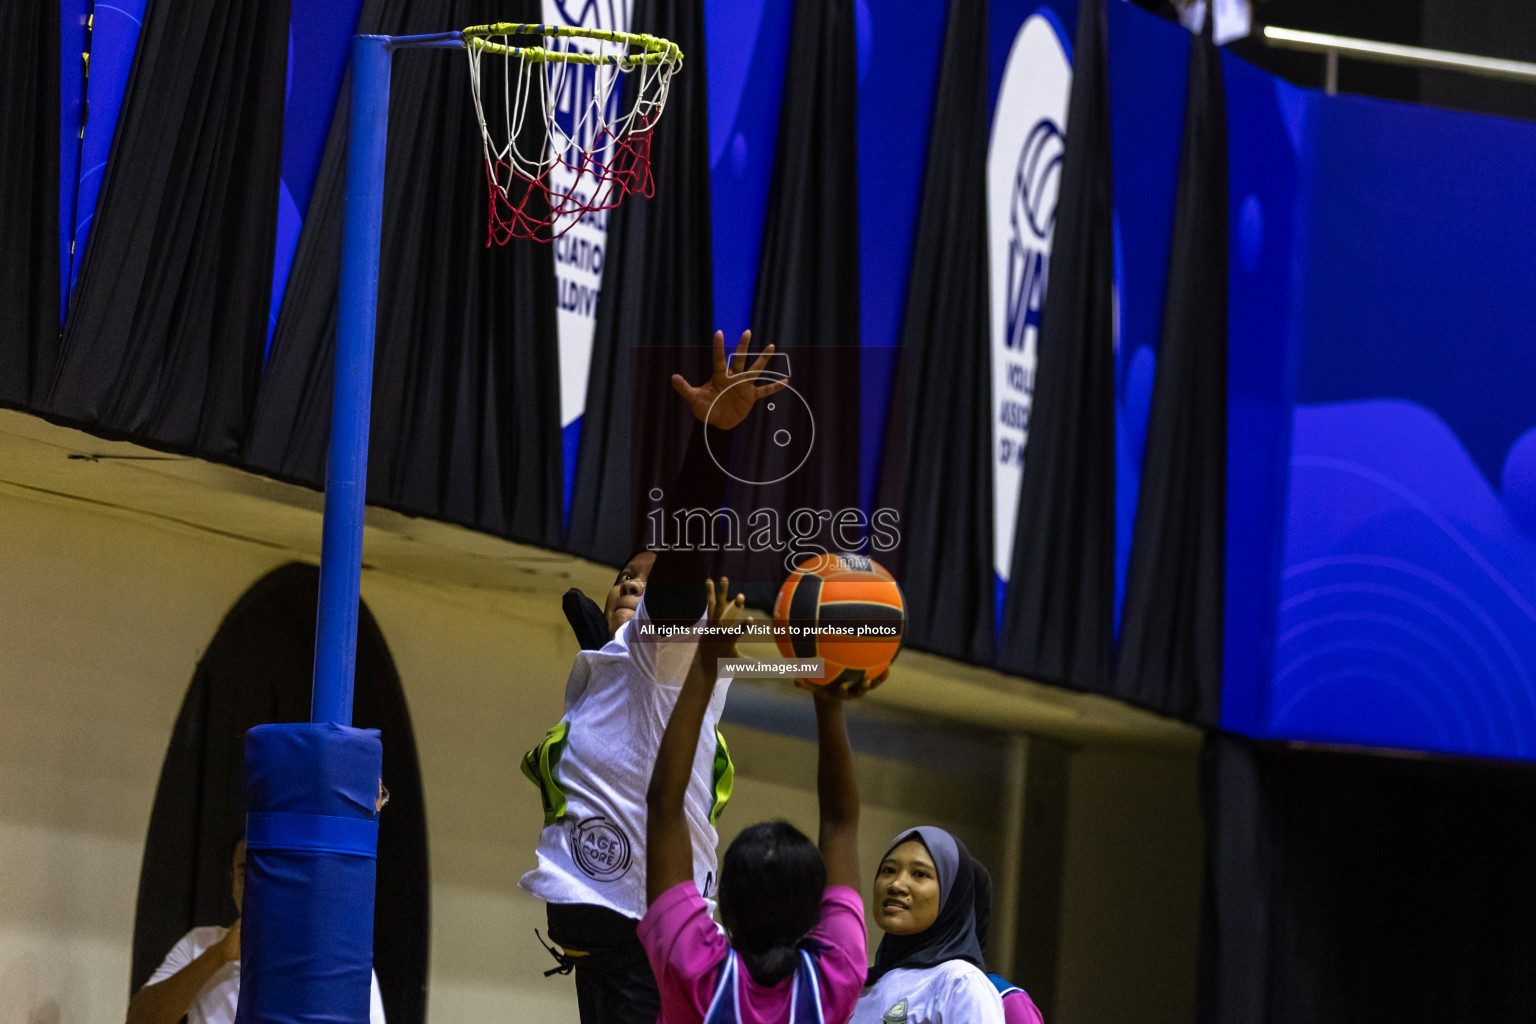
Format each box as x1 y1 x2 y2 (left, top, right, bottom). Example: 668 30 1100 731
717 821 826 985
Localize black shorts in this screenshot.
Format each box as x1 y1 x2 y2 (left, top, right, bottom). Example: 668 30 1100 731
544 902 661 1024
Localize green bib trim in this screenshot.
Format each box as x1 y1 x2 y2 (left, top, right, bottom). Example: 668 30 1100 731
710 727 735 826
521 720 571 826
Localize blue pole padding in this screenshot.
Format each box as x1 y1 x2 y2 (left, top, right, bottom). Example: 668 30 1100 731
236 723 383 1024
312 36 393 726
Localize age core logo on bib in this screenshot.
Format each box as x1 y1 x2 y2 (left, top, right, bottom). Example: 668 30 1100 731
881 997 909 1023
572 816 632 881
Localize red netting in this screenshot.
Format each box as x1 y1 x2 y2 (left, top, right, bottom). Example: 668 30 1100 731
484 112 657 244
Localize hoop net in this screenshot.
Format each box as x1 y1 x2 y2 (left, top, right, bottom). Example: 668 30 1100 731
462 23 682 243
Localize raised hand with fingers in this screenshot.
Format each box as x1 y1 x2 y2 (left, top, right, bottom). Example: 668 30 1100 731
671 330 789 431
706 577 746 627
701 576 747 659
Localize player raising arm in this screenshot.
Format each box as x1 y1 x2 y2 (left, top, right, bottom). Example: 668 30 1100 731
519 332 788 1024
639 578 874 1024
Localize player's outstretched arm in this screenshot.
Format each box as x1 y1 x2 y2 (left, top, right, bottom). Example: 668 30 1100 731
645 579 744 902
646 331 788 626
813 670 883 892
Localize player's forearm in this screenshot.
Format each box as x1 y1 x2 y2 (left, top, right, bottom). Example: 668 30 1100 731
126 949 227 1024
814 695 859 828
647 423 734 623
646 651 721 899
814 693 861 890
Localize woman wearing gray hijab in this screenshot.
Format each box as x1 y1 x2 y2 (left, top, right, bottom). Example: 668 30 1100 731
850 827 1004 1023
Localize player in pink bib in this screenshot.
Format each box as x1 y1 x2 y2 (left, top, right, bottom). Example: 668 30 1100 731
639 579 874 1024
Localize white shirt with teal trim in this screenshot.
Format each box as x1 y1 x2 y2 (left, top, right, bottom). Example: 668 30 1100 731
519 595 734 920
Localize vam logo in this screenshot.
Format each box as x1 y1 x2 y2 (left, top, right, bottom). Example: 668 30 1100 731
987 11 1072 584
551 0 625 29
544 0 631 173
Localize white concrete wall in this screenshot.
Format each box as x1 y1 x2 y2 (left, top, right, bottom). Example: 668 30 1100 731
0 483 290 1024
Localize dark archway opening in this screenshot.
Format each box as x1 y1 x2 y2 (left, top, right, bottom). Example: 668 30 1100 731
129 562 429 1024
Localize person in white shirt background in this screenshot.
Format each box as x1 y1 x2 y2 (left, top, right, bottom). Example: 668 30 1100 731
126 838 385 1024
851 826 1004 1024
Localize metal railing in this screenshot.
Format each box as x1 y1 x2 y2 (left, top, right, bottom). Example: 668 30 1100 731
1262 25 1536 96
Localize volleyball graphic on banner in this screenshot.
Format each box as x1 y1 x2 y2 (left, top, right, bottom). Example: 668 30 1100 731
987 12 1072 584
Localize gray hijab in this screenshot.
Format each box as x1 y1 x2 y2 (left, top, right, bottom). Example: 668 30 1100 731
867 826 986 984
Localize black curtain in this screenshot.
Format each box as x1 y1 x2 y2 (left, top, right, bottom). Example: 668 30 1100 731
747 0 858 366
1421 0 1536 123
1197 734 1273 1024
998 0 1116 689
0 0 60 408
730 0 860 604
1201 735 1536 1023
893 0 994 664
1111 25 1226 724
565 0 715 568
246 0 562 548
130 564 429 1024
48 0 291 459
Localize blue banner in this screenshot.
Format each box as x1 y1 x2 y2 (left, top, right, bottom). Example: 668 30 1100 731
1220 50 1302 737
1267 93 1536 759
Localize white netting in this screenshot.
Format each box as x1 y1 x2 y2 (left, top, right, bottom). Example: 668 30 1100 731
463 23 682 242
